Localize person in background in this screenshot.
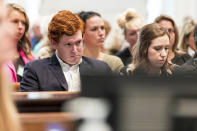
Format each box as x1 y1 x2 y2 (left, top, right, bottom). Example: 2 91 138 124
115 8 145 66
20 10 111 92
173 24 197 75
78 11 124 73
120 23 172 76
4 3 35 82
30 17 43 50
178 17 197 57
0 1 21 131
33 14 53 56
155 14 191 66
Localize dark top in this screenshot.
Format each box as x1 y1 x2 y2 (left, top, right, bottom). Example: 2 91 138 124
14 56 25 82
115 48 132 66
120 66 171 77
172 53 191 66
19 53 112 92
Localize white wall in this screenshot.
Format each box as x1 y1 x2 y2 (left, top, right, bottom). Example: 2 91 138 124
4 0 197 28
39 0 147 27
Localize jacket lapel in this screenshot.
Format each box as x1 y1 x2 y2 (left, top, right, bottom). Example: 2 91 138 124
79 57 90 76
48 54 68 90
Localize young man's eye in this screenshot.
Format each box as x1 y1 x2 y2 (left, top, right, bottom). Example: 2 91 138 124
65 43 72 47
76 41 81 45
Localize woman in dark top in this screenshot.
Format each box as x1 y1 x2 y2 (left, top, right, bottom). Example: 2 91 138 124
115 8 145 66
155 14 191 66
121 23 174 76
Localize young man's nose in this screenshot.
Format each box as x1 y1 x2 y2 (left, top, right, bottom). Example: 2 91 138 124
72 45 77 52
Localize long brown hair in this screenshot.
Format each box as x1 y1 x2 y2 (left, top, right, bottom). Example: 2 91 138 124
128 23 171 73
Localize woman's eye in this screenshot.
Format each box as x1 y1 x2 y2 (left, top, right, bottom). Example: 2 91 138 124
154 47 161 51
91 27 97 31
101 26 105 30
13 20 18 23
165 47 169 50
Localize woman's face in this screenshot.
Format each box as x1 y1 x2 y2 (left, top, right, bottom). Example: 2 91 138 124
83 16 105 47
159 20 175 49
8 10 26 43
0 2 17 64
148 35 170 69
125 28 139 47
187 31 196 51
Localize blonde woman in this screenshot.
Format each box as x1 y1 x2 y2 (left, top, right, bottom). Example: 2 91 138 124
4 3 35 82
179 18 197 57
115 8 145 66
155 14 191 65
0 1 21 131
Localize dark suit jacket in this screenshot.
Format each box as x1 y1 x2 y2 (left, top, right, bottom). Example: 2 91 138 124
19 54 111 91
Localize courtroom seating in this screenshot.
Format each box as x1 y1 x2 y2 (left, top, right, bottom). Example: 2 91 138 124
20 112 76 131
13 91 79 113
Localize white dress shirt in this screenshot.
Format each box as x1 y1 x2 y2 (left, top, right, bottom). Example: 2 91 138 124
56 53 82 92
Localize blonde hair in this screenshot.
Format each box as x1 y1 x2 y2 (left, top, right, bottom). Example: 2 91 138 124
154 14 179 53
0 69 21 131
179 18 196 52
7 3 32 58
117 8 144 31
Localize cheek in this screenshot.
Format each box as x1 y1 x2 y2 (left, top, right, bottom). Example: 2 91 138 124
148 49 156 61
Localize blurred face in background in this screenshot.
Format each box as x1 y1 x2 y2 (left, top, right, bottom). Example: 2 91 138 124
159 20 175 49
125 28 139 48
0 1 16 64
187 31 196 51
148 35 170 69
83 15 105 47
8 9 26 43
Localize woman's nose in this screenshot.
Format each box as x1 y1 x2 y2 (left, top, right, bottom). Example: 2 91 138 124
161 49 167 57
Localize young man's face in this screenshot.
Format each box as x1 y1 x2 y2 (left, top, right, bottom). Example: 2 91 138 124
52 30 83 66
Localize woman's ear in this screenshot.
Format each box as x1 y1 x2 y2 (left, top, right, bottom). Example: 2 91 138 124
50 39 57 49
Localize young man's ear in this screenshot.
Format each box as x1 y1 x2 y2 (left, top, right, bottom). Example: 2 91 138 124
50 39 57 49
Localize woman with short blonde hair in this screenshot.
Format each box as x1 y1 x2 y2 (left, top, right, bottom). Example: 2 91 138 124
179 18 197 57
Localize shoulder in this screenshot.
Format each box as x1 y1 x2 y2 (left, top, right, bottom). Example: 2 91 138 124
82 56 109 67
115 48 130 56
102 54 124 72
175 51 191 59
25 58 50 68
102 54 123 63
81 56 112 74
172 57 197 75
